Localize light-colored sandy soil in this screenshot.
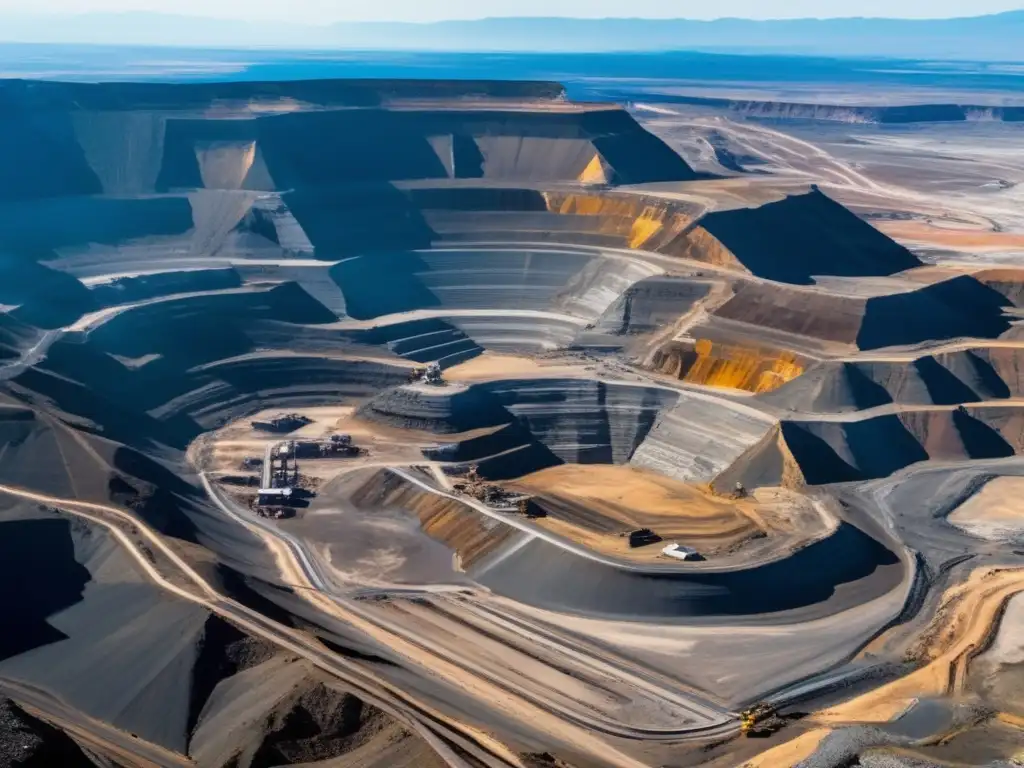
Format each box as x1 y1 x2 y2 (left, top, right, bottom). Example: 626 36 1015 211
741 728 831 768
510 464 764 561
841 567 1024 714
750 566 1024 765
348 472 516 571
877 221 1024 251
517 463 760 527
948 477 1024 542
444 352 590 382
969 592 1024 721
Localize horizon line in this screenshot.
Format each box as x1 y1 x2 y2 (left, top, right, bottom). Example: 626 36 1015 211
1 9 1022 24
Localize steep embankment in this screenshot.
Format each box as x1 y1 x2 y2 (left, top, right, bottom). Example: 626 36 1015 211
330 247 656 324
345 468 516 569
484 378 679 466
713 275 1011 351
630 392 775 484
692 190 921 284
635 94 1024 124
361 378 680 476
781 406 1024 484
974 268 1024 307
590 275 712 336
764 347 1024 413
358 383 514 435
650 337 807 394
512 463 762 551
0 697 99 767
0 78 693 197
0 75 977 765
473 521 901 622
0 505 441 767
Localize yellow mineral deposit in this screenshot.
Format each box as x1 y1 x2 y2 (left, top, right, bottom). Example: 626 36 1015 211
577 153 609 184
665 339 805 393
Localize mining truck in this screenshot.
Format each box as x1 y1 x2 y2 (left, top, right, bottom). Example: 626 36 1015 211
625 528 661 548
422 362 444 385
740 703 784 736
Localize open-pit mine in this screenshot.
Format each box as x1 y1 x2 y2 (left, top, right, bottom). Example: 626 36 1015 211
2 77 1024 768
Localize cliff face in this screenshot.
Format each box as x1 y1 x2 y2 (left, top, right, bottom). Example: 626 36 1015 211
633 94 1024 124
0 79 694 206
0 78 569 111
651 338 806 394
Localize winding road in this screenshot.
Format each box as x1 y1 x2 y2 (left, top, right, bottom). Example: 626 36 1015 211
197 473 735 744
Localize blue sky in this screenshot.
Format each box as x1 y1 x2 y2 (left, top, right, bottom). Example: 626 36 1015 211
1 0 1020 22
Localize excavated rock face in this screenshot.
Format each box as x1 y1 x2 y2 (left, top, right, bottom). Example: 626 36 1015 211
779 405 1024 485
358 383 513 434
651 338 806 393
0 698 97 768
483 378 679 465
248 685 386 766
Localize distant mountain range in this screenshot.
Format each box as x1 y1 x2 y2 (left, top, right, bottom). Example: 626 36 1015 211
2 11 1024 60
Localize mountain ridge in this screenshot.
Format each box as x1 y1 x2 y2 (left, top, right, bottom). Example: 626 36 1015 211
1 11 1024 59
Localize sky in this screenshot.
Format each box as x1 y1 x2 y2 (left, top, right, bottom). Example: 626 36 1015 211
0 0 1022 23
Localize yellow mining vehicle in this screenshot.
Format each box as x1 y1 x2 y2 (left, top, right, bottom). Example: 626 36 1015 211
740 703 784 736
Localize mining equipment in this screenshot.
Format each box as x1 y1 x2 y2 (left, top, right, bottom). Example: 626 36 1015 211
453 465 492 500
240 456 263 470
453 465 536 512
318 433 364 457
253 503 291 520
251 413 311 433
457 481 504 504
516 497 545 518
278 436 365 459
624 528 661 548
731 481 747 500
422 362 445 386
740 703 785 736
266 442 301 488
408 363 444 385
257 487 293 506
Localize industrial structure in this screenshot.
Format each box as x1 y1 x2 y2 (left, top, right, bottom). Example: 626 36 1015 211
318 434 363 457
249 433 367 518
251 413 312 433
423 363 444 386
